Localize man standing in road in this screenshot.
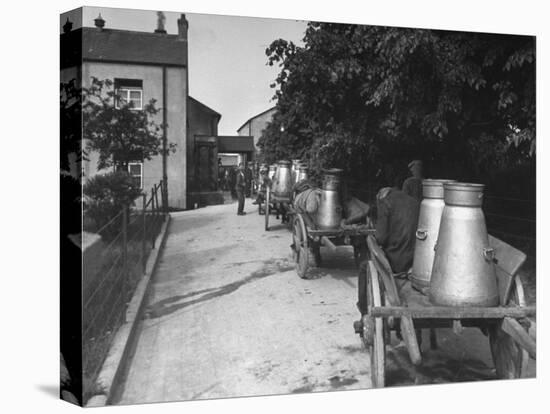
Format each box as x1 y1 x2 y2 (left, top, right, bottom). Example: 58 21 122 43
236 163 247 215
252 166 271 206
402 159 423 201
245 161 254 198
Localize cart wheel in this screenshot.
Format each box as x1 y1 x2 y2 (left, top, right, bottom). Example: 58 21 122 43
265 189 270 231
294 214 310 279
366 260 385 388
489 276 529 379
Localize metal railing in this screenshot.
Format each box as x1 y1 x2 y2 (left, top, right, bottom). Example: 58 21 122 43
82 180 167 401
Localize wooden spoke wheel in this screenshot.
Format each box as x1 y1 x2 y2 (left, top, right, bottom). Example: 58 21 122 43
287 214 294 231
489 276 529 379
258 197 265 215
264 188 271 231
294 214 310 279
365 260 385 388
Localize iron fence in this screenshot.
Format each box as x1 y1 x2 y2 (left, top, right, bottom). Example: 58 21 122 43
81 180 167 401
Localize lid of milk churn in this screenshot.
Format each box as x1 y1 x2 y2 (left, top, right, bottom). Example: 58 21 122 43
422 179 456 199
443 182 485 207
278 160 291 167
322 168 343 191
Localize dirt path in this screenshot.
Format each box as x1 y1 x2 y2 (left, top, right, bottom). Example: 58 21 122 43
115 201 534 405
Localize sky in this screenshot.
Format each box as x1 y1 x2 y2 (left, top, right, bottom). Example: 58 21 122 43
61 6 307 135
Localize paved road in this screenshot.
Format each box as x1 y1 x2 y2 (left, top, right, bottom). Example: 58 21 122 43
115 201 534 405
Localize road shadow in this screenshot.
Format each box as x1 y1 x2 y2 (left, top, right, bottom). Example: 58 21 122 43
145 258 294 319
158 243 239 278
170 214 222 233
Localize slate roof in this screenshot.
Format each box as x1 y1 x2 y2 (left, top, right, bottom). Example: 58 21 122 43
236 106 276 133
61 27 187 68
189 96 222 120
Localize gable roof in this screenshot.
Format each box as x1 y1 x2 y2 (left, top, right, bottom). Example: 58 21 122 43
188 96 222 120
62 27 187 68
236 106 276 133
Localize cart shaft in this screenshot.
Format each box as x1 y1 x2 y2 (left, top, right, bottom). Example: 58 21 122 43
370 305 536 319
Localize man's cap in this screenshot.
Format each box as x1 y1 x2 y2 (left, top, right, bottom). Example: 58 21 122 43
408 160 423 169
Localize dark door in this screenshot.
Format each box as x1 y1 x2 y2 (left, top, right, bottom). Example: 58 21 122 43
196 141 218 192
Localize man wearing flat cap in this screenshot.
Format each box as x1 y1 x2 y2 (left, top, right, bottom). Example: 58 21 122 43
402 159 423 201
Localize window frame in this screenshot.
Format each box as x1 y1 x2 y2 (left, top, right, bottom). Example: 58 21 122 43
127 162 144 189
114 78 143 111
115 87 143 111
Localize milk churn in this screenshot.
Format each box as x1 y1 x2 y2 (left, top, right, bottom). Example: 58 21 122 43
291 159 302 184
410 179 456 290
272 160 293 198
268 164 277 181
297 165 309 182
316 168 343 230
429 182 499 307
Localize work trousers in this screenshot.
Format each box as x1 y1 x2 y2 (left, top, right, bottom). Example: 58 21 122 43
237 190 245 214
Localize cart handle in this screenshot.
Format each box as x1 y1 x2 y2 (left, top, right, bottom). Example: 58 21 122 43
483 247 498 264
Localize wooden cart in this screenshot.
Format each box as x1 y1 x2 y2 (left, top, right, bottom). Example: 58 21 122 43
291 212 376 279
359 234 536 388
263 187 294 231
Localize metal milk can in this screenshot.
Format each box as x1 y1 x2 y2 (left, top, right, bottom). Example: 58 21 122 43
296 165 309 183
316 168 343 230
268 164 277 181
429 182 499 307
410 179 456 290
291 159 302 184
272 160 293 198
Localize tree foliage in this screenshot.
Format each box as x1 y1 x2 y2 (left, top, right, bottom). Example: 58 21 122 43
83 77 175 171
83 171 143 230
259 23 535 187
60 79 83 175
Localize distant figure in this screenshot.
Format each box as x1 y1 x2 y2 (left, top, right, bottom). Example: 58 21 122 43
402 160 423 201
236 163 247 215
217 159 224 190
245 162 254 197
252 167 270 205
229 167 237 199
375 187 420 273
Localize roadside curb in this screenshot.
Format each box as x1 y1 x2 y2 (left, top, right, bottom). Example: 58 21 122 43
86 214 172 407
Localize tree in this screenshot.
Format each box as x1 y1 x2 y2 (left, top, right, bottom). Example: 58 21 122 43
259 23 535 188
82 77 175 171
61 79 84 176
83 171 143 231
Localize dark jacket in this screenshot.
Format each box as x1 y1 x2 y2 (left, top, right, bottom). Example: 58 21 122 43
375 189 420 273
402 176 423 201
235 171 246 191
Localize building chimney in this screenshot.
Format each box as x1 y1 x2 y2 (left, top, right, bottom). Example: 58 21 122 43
155 11 167 34
177 14 188 41
94 13 105 30
63 18 73 34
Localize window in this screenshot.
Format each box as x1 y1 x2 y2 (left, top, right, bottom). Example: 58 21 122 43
128 162 143 189
114 78 143 110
